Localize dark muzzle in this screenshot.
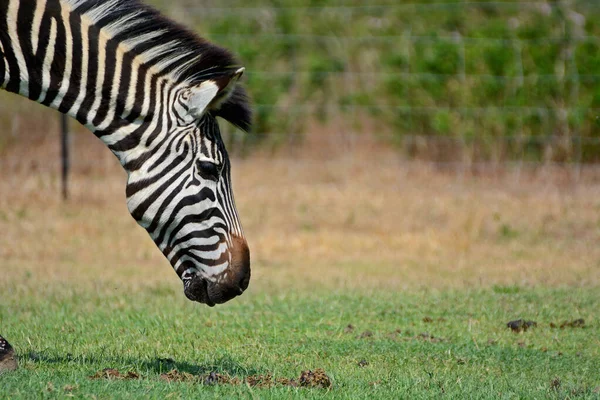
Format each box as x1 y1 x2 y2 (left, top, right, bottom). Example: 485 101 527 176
183 236 250 306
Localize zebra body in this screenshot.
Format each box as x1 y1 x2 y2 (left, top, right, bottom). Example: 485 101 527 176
0 0 252 306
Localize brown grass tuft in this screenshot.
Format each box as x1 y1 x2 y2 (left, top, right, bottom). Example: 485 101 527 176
1 128 599 292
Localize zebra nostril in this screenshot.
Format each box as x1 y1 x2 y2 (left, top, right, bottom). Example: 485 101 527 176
238 268 250 291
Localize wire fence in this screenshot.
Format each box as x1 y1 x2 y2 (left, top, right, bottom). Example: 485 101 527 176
165 0 599 173
2 0 600 185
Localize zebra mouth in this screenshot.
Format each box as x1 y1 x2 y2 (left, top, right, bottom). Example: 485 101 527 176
183 276 216 307
180 239 250 306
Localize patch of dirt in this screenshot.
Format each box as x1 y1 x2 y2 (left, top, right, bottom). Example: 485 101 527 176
550 377 561 391
357 330 373 339
245 374 280 387
89 369 140 380
159 368 332 389
298 369 332 389
416 332 446 343
422 317 447 323
357 359 369 367
550 319 585 329
63 385 78 392
507 319 537 332
382 329 446 343
343 324 355 334
203 371 240 386
159 369 199 383
385 329 402 339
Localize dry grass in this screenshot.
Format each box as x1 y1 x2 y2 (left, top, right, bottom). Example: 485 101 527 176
1 128 599 294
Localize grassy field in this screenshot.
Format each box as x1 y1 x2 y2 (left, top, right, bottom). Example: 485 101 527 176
1 133 600 398
1 286 599 399
2 3 599 397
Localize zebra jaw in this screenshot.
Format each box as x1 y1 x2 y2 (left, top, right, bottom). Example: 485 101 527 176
182 269 248 307
183 275 216 307
180 236 251 307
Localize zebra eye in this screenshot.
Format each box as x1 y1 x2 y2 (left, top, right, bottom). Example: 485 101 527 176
196 160 220 180
180 90 191 101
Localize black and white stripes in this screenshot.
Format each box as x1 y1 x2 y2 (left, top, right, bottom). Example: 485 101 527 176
0 0 252 306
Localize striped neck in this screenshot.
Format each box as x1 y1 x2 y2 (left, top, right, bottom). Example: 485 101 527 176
0 0 249 165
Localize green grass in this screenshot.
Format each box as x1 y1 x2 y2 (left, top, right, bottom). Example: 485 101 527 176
1 283 599 398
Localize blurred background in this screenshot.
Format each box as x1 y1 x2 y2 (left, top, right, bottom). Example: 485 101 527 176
165 0 600 168
1 0 599 291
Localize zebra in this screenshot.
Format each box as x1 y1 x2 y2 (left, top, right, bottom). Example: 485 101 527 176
0 337 17 373
0 0 252 365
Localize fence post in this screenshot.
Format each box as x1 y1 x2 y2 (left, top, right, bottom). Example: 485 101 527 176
513 38 524 184
456 32 466 181
60 113 69 200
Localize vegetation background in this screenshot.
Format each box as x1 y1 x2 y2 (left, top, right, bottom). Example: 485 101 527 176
127 0 600 162
1 0 599 398
2 0 600 164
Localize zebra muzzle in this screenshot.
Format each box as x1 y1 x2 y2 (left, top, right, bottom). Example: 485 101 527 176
183 276 216 307
181 237 250 306
205 237 251 304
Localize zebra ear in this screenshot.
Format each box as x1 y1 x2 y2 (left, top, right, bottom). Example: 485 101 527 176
214 85 252 133
187 67 245 119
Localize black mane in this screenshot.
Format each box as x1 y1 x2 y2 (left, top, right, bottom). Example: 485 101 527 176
68 0 251 131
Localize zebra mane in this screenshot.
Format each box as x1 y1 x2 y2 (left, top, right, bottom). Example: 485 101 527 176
64 0 252 132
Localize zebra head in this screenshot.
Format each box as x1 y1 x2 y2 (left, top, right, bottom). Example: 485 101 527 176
125 68 251 307
0 0 253 306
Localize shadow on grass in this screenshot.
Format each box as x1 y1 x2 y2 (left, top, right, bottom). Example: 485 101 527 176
23 351 262 377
